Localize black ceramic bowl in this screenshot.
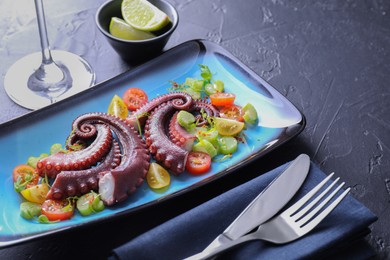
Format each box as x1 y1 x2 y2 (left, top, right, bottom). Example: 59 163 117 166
95 0 178 64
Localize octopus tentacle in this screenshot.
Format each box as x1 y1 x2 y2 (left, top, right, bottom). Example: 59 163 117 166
168 100 218 151
191 99 220 126
169 111 196 151
144 101 189 175
46 139 121 200
125 92 193 129
36 124 112 178
70 112 150 206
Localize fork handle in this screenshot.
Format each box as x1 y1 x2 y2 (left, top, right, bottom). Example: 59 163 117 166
184 233 258 260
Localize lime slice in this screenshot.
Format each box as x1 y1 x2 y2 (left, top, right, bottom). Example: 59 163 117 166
109 17 155 40
218 136 238 155
121 0 170 31
214 117 245 136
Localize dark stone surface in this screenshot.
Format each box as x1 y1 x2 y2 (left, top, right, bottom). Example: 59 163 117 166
0 0 389 259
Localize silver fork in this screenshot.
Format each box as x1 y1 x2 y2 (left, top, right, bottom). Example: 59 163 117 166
185 173 351 260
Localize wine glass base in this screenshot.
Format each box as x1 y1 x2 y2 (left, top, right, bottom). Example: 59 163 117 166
4 50 96 110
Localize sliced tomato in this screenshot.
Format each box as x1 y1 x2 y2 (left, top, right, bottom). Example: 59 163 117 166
219 105 244 122
13 164 40 192
122 88 148 111
20 183 49 204
146 162 171 189
41 199 74 221
186 151 211 175
209 93 236 107
107 95 129 119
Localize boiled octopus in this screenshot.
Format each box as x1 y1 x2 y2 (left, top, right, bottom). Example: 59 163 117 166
125 92 193 129
144 101 189 175
37 92 219 205
169 111 197 151
169 99 220 151
70 113 150 206
144 98 218 175
46 139 121 200
190 99 220 126
36 112 150 206
36 124 113 178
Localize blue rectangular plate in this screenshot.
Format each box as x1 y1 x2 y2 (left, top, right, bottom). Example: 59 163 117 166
0 40 305 247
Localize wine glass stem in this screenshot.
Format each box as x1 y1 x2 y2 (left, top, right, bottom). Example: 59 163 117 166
35 0 54 65
29 0 70 94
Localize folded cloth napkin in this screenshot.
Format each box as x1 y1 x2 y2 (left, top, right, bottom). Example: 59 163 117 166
110 161 378 260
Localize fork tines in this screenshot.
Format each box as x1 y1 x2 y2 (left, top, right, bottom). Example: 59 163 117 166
286 172 351 232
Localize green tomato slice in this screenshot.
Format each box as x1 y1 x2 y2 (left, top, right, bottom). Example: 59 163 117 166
50 143 64 154
242 103 258 124
184 87 201 100
184 78 204 92
20 201 41 220
77 192 104 216
193 139 218 158
197 128 219 144
205 83 217 95
77 194 94 216
205 80 225 96
218 136 238 155
192 80 204 92
92 196 105 212
177 110 196 130
213 80 224 92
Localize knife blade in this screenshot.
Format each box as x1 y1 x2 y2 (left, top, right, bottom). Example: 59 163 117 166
202 153 310 252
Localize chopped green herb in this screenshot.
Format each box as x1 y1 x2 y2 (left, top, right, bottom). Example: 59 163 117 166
37 214 60 224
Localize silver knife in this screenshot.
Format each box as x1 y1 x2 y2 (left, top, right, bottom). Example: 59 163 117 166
199 154 310 254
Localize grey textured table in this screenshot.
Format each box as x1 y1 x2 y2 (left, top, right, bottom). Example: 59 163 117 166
1 0 389 259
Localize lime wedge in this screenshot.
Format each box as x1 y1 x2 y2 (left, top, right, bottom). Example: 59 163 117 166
109 17 155 40
121 0 170 31
214 117 245 136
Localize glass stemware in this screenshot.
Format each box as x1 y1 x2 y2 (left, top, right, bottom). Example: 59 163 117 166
4 0 95 110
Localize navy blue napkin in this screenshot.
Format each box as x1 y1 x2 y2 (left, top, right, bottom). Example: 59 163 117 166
110 161 377 260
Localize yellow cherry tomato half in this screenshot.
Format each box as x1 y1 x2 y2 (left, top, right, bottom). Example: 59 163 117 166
107 95 129 119
20 183 49 204
146 162 171 190
214 117 245 136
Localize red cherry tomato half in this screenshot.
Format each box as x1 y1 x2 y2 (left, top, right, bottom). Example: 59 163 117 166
219 105 244 122
12 164 39 189
41 199 74 221
186 151 212 175
209 93 236 107
122 88 148 111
